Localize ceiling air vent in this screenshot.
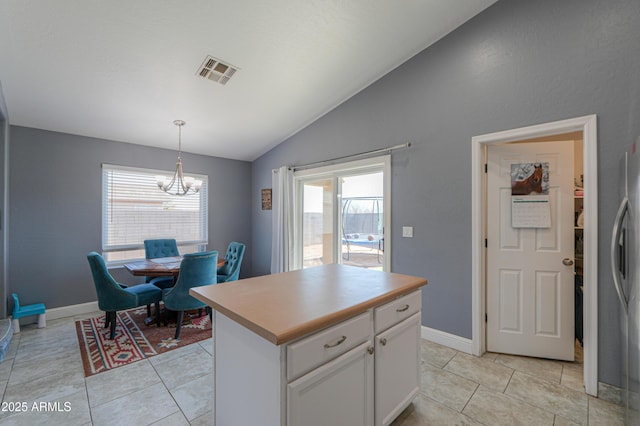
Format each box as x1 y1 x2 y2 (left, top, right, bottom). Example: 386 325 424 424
196 56 239 85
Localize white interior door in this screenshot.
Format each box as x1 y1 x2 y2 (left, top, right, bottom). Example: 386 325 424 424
487 140 575 360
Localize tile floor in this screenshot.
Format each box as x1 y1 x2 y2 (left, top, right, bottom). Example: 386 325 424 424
0 312 625 425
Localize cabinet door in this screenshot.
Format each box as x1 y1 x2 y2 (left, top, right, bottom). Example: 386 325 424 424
375 312 421 426
288 341 373 426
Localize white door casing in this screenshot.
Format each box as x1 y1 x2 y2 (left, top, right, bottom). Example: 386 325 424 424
486 141 575 360
472 114 598 396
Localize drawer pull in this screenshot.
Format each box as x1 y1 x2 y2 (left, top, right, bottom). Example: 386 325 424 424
324 335 347 349
367 346 374 355
380 338 387 346
396 304 410 312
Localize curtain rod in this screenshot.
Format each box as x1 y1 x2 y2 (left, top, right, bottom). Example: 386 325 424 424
291 142 411 172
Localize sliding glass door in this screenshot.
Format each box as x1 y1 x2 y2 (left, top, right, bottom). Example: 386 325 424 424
295 156 390 271
301 178 335 268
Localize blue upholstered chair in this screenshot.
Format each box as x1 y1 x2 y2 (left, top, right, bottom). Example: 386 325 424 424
144 239 180 289
162 250 218 339
87 252 163 339
217 242 246 283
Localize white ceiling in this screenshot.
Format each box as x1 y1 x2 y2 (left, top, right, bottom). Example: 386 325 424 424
0 0 497 161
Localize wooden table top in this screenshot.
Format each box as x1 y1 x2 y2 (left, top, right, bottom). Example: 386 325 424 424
190 264 427 345
125 256 226 277
124 256 182 277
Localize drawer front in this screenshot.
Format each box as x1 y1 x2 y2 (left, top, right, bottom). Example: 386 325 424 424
374 290 421 334
287 311 371 381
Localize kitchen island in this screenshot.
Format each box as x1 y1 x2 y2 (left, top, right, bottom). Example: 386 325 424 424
190 264 427 426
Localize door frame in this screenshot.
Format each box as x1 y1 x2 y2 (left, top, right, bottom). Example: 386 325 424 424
293 155 391 271
471 115 598 396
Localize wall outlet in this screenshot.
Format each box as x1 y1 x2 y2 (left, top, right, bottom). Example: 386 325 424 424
402 226 413 238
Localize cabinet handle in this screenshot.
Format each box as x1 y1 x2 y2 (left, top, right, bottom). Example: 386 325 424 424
380 338 387 346
324 335 347 349
396 304 409 312
367 346 374 355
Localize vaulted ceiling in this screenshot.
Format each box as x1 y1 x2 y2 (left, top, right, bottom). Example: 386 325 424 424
0 0 498 161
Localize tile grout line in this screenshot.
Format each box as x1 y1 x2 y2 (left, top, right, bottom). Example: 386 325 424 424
147 350 192 423
458 382 480 416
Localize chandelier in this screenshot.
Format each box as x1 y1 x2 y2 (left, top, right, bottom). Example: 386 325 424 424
156 120 202 196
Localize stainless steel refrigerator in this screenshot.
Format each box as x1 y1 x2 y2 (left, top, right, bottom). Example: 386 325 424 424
612 147 640 424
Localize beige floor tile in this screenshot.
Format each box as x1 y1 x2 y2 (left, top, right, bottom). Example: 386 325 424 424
420 339 457 368
421 362 478 411
190 412 215 426
553 415 581 425
0 355 13 381
480 351 499 361
2 368 86 407
8 350 83 386
560 363 585 393
444 352 514 392
150 411 190 426
13 332 79 365
85 360 161 407
90 382 179 426
463 386 555 426
588 395 625 426
0 388 91 426
169 373 213 421
494 352 563 384
391 393 483 426
198 337 214 355
506 371 588 425
150 344 212 390
148 340 208 366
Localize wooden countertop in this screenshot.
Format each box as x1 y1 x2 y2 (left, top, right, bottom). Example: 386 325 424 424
190 264 427 345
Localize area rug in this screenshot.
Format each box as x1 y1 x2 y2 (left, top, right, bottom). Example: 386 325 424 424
75 306 211 377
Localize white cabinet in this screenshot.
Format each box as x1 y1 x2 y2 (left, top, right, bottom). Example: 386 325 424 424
288 341 374 426
287 290 422 426
375 313 421 426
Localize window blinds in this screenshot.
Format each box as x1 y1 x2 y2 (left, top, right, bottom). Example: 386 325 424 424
102 164 208 257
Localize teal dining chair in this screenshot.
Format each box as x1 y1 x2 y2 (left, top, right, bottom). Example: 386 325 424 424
144 239 180 289
87 252 163 339
162 250 218 339
217 242 246 283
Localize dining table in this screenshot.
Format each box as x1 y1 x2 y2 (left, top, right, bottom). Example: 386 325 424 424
125 255 226 278
124 255 225 325
124 256 183 279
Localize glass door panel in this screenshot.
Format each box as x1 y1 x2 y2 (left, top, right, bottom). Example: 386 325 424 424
302 178 334 268
340 172 384 270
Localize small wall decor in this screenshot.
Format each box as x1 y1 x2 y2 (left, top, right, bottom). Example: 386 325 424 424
261 188 272 210
510 162 551 228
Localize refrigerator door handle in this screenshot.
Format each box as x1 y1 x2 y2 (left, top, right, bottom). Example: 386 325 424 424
610 196 629 313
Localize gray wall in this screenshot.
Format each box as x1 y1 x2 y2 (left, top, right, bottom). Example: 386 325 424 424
9 126 252 310
251 0 640 387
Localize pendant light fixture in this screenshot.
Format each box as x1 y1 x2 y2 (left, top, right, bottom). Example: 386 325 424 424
156 120 202 196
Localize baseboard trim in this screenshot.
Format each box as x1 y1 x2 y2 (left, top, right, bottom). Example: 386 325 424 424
47 301 99 320
421 326 473 355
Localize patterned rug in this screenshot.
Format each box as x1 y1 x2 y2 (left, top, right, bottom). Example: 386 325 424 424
75 305 211 377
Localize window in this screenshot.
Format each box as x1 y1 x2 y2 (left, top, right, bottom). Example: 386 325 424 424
102 164 208 264
294 156 390 271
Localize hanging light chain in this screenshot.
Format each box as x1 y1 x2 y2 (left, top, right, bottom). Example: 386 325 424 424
156 120 202 196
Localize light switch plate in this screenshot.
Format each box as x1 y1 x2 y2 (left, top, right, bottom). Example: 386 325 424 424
402 226 413 238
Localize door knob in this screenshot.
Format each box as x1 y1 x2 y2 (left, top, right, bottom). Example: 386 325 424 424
562 258 574 266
